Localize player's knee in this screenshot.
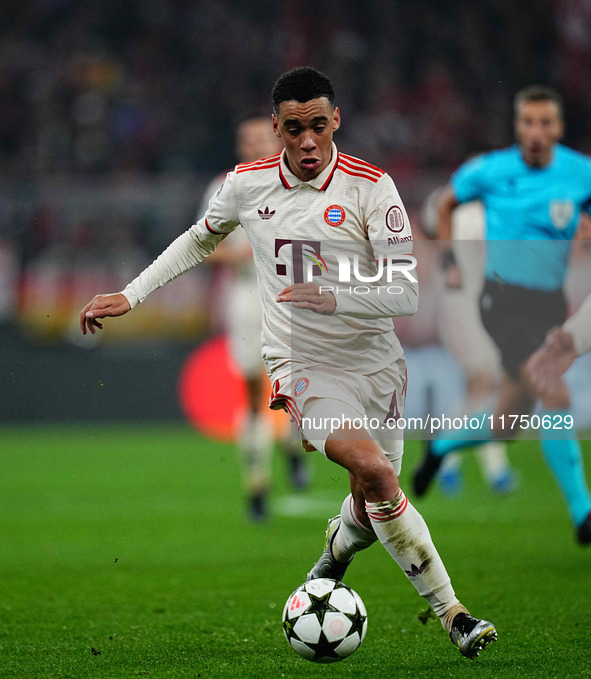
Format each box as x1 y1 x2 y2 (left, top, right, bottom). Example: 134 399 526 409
361 456 398 494
348 445 398 498
325 436 399 497
351 487 369 523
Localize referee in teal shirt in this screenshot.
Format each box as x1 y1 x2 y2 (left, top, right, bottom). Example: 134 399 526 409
414 85 591 545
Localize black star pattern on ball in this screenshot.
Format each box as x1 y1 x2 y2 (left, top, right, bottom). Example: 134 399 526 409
311 630 346 662
306 591 338 626
345 604 366 638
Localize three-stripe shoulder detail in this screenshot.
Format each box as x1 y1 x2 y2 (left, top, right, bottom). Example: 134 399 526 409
236 153 282 174
337 154 385 183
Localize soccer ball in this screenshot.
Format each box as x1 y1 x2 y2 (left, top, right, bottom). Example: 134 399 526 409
282 578 367 663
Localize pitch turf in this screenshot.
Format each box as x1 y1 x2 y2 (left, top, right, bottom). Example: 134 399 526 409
0 423 590 678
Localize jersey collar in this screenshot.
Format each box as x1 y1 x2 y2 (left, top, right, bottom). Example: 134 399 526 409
278 142 339 191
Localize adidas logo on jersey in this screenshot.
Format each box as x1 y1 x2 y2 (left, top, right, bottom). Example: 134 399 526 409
258 206 276 220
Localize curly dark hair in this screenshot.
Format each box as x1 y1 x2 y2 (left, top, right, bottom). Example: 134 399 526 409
271 67 335 113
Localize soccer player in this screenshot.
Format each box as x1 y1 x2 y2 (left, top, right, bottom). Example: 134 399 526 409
412 85 591 545
527 292 591 394
80 67 497 658
199 113 308 521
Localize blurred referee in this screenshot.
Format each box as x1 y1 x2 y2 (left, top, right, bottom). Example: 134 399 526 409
414 85 591 545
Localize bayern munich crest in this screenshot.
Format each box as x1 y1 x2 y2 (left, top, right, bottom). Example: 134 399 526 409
324 205 346 227
385 205 405 233
294 377 310 397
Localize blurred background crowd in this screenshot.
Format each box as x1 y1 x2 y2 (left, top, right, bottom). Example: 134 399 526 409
1 0 590 424
4 0 591 181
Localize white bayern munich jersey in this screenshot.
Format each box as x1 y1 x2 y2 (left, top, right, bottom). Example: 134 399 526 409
122 143 418 379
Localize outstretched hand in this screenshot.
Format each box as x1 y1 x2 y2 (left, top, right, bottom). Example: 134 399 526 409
526 326 576 395
79 293 131 335
276 283 336 315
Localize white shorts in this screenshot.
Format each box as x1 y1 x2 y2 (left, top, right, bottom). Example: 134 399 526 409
268 355 407 474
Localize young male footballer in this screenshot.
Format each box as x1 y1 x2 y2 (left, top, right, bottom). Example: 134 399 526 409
413 85 591 546
80 67 497 658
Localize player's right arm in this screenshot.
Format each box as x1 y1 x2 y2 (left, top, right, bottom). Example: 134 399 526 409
437 185 459 241
195 172 253 266
80 293 131 335
440 154 489 289
79 171 241 335
437 185 462 289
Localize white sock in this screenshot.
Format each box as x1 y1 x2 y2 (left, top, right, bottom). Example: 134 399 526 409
440 453 462 473
477 441 510 483
366 490 466 631
332 494 378 563
239 413 273 493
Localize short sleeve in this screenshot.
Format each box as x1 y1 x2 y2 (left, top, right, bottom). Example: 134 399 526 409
451 155 488 204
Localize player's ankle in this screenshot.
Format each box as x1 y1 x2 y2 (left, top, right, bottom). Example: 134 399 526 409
441 603 470 633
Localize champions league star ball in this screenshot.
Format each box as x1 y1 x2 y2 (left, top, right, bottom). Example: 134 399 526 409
282 578 367 663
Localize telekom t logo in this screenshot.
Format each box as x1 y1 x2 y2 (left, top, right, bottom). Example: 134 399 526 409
275 239 324 284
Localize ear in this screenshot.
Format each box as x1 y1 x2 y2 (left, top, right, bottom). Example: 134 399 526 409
557 118 565 141
332 106 341 132
272 113 281 138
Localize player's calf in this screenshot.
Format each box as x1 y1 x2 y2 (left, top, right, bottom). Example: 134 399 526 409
366 490 497 657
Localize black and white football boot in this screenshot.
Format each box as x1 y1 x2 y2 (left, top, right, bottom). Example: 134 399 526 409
450 612 497 659
306 515 352 582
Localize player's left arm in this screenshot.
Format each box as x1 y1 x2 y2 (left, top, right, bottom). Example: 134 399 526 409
276 283 336 315
276 177 419 319
331 175 419 319
527 293 591 392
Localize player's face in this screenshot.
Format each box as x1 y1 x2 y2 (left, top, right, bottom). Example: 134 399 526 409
272 97 340 181
515 100 564 167
236 118 283 163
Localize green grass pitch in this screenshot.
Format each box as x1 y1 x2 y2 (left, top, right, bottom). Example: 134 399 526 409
0 423 590 678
